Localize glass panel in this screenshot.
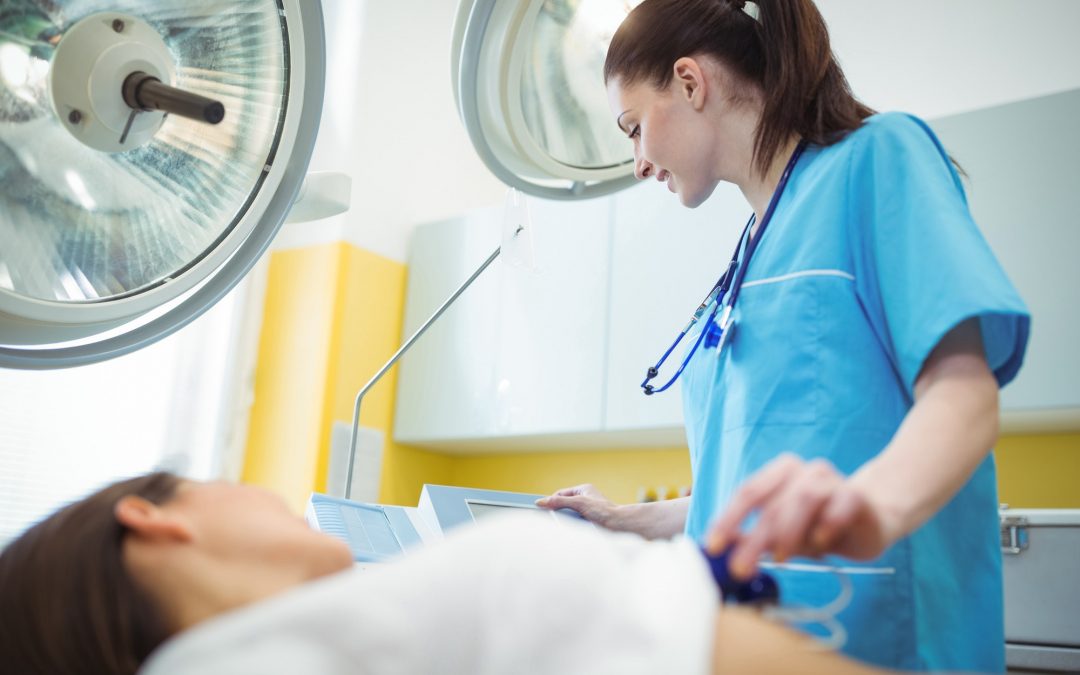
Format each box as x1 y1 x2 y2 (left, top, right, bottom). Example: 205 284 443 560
521 0 639 170
0 0 287 303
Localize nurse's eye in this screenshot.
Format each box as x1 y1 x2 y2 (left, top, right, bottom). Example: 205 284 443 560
628 125 640 140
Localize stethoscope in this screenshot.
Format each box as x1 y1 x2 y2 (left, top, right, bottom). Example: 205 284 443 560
641 139 808 395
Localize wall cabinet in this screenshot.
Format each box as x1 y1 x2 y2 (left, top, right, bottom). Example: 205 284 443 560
929 91 1080 429
393 197 613 447
393 182 753 450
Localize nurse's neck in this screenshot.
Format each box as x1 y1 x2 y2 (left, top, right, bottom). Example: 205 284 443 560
742 135 802 240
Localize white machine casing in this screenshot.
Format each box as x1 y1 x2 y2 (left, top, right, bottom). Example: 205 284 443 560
306 484 586 565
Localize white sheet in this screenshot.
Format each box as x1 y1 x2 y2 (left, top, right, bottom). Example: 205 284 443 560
141 514 717 674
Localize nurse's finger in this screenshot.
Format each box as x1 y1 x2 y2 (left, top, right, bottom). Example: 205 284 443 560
768 461 843 562
535 493 584 509
550 484 600 499
537 486 588 507
725 509 779 580
705 453 803 554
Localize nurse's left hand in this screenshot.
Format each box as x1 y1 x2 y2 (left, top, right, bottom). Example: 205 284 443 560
704 454 902 579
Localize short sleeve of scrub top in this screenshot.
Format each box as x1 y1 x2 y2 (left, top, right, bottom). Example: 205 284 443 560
679 111 1030 672
846 112 1030 395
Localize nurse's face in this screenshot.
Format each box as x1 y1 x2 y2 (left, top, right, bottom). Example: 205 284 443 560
607 56 760 208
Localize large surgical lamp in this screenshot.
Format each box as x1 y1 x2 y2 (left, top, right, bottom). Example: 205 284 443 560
452 0 642 200
0 0 335 369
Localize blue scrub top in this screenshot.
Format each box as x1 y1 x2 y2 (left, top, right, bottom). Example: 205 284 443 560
681 112 1029 672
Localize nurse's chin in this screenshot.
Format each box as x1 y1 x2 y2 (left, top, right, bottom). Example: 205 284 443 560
675 182 717 209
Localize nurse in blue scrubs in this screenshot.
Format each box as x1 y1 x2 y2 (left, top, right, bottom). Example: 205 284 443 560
537 0 1029 671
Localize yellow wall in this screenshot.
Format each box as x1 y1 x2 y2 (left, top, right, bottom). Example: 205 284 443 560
996 432 1080 508
241 244 340 511
242 242 451 512
446 448 690 504
443 434 1080 508
242 242 1079 513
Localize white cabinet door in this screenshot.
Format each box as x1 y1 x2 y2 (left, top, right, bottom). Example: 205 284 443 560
394 196 611 445
604 181 750 435
492 197 612 436
394 210 503 442
930 90 1080 430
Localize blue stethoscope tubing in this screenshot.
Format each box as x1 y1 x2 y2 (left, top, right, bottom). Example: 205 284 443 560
641 139 809 396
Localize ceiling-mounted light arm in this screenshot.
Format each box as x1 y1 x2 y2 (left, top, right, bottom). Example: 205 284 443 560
122 71 225 125
456 0 637 201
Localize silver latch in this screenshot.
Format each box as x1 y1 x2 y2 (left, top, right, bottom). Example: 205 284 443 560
1000 514 1029 555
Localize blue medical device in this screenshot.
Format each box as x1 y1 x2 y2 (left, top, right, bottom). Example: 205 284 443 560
701 547 780 605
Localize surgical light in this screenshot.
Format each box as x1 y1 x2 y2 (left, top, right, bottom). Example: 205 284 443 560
0 0 332 369
452 0 642 200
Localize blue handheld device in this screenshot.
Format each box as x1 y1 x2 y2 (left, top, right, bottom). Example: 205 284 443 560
701 547 780 605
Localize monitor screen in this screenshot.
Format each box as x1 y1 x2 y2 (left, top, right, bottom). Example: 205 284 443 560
466 500 543 523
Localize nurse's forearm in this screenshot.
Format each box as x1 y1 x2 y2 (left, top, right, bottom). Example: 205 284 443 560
850 322 1000 542
608 497 690 540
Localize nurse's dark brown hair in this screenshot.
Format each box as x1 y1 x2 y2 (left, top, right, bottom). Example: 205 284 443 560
0 472 181 675
604 0 874 178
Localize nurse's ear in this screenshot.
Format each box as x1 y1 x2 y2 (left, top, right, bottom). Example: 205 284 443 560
672 56 708 112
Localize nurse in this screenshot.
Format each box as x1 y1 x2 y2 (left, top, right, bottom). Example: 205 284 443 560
538 0 1029 671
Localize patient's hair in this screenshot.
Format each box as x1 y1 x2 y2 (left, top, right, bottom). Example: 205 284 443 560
0 472 181 675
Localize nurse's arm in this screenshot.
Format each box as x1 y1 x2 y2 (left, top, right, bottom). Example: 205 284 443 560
537 485 689 540
706 318 999 568
845 317 1000 544
608 496 690 539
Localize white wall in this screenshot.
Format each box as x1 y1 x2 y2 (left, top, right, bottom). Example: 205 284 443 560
275 0 505 259
820 0 1080 119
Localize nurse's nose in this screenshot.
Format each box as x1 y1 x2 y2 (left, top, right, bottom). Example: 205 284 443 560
635 153 655 180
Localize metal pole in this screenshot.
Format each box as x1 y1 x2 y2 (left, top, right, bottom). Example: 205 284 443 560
344 246 502 500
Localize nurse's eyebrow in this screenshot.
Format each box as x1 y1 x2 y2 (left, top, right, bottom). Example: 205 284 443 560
616 110 632 134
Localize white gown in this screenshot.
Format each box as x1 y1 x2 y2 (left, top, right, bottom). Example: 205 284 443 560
141 514 718 675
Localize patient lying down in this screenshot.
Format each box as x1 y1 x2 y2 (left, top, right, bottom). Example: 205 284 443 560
0 474 900 674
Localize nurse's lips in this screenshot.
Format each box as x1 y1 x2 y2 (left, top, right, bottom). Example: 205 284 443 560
656 169 675 192
656 170 673 192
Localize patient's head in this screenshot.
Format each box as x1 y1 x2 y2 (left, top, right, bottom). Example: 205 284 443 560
0 473 352 675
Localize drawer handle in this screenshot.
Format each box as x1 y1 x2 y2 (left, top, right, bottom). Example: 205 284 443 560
1001 515 1029 555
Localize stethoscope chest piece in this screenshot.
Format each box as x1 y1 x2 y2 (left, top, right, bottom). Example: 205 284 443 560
704 317 735 351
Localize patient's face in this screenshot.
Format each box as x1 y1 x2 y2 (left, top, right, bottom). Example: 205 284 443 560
171 480 352 577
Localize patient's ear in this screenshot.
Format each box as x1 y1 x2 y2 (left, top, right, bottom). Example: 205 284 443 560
115 495 193 542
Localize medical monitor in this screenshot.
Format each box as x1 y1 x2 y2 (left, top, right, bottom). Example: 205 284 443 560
420 484 586 534
465 499 550 523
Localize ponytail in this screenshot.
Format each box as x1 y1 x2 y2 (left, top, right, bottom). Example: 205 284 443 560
604 0 873 177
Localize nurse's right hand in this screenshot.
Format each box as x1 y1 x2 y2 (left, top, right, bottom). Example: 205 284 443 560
535 484 618 527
